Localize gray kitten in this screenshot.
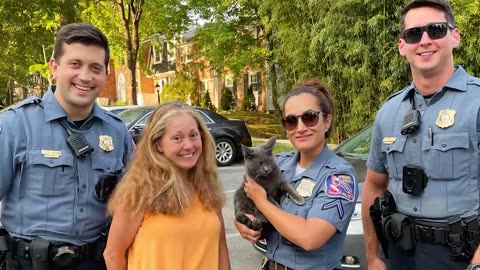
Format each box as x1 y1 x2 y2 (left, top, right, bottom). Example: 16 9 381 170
234 136 305 235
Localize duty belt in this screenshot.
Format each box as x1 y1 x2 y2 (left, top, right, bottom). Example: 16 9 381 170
414 223 448 245
7 237 95 261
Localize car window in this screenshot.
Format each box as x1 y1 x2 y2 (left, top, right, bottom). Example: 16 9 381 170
136 112 152 126
336 125 373 157
118 109 147 127
196 110 213 124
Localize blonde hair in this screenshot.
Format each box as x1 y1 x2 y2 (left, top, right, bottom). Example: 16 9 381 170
108 101 224 215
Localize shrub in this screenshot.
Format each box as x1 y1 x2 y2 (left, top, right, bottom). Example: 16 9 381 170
241 85 256 111
114 100 128 106
201 91 216 112
220 89 235 111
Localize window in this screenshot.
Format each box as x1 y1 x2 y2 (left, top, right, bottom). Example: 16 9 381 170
180 45 193 63
249 72 259 85
225 75 234 88
154 45 162 63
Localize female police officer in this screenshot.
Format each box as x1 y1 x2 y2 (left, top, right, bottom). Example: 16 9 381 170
235 79 358 270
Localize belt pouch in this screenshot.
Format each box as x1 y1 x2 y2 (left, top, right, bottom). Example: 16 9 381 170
389 213 416 251
30 238 49 270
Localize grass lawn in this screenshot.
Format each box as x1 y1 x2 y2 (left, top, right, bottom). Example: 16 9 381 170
252 138 295 155
220 111 287 139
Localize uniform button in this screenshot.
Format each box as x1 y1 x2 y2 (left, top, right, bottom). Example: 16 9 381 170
413 139 417 143
294 211 298 215
82 184 87 189
413 207 418 212
107 166 111 170
50 160 54 164
442 144 447 148
80 208 84 212
269 250 273 254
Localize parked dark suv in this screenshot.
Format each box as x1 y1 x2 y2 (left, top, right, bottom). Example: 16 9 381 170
117 106 253 166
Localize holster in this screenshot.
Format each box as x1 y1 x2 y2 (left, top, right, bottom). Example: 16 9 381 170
30 238 50 270
385 213 416 252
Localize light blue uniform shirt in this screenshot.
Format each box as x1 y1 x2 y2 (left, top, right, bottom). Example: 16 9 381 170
367 66 480 221
0 87 134 245
266 146 358 270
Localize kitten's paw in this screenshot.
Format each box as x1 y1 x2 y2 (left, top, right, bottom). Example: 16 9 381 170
236 213 252 228
252 219 262 231
291 195 305 206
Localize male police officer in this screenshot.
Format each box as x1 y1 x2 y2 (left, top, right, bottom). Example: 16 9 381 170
361 0 480 270
0 23 134 270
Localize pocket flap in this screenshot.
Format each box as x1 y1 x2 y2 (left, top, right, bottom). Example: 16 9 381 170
381 137 407 154
28 150 74 167
92 154 124 173
422 131 469 152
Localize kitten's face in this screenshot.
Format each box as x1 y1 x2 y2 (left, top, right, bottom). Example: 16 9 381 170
242 137 276 179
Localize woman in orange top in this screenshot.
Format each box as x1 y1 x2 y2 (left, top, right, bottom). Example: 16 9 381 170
103 101 231 270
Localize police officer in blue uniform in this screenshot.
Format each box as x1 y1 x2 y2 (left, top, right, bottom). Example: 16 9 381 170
235 80 358 270
0 23 134 270
362 1 480 270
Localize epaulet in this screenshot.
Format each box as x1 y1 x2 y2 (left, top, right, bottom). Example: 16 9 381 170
276 150 295 158
12 96 43 110
467 76 480 87
386 89 404 101
102 109 123 122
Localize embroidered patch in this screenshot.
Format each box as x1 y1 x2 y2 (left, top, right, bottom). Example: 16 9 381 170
322 199 344 219
325 174 356 202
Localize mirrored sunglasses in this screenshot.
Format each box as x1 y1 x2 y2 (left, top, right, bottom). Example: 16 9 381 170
281 110 327 131
402 22 453 44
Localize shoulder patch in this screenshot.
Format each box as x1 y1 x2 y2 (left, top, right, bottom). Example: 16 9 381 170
325 174 356 202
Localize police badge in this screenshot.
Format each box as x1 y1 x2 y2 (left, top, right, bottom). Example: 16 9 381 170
436 110 455 128
99 135 114 152
296 178 316 197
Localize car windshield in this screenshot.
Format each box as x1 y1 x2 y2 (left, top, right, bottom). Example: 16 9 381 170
118 109 147 127
336 125 373 158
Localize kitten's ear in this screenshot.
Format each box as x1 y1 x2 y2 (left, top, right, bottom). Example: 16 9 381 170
241 144 254 158
264 136 277 153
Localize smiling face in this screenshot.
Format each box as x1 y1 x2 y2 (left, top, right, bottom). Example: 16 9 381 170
156 113 203 173
398 6 460 79
50 42 107 119
284 93 332 157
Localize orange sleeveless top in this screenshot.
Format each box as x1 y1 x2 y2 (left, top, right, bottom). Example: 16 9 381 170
127 195 221 270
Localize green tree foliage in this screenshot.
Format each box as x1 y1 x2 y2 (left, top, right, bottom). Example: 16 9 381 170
162 72 197 103
220 88 235 111
191 0 269 77
201 90 216 112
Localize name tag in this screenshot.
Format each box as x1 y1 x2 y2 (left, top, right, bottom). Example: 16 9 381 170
383 137 397 145
41 150 62 158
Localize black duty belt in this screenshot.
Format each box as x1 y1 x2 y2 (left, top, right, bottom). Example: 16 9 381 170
414 223 448 245
7 237 95 261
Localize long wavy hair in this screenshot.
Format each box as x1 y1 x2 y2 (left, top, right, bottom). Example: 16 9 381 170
108 101 224 215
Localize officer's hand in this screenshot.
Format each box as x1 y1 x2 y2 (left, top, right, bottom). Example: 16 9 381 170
234 213 262 244
244 176 267 203
367 256 387 270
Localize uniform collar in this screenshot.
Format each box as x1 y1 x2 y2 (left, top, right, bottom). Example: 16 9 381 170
280 145 334 183
399 65 468 101
43 85 112 124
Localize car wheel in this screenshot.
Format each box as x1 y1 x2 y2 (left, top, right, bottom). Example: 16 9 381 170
215 138 236 166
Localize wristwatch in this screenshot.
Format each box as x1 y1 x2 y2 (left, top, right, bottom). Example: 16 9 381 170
467 264 480 270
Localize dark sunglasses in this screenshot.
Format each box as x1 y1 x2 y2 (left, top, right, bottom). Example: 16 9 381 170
402 22 453 44
281 110 327 131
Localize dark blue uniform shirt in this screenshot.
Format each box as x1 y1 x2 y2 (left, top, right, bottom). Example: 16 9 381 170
0 88 134 245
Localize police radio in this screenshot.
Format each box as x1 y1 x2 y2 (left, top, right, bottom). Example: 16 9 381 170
401 91 421 135
58 121 94 159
